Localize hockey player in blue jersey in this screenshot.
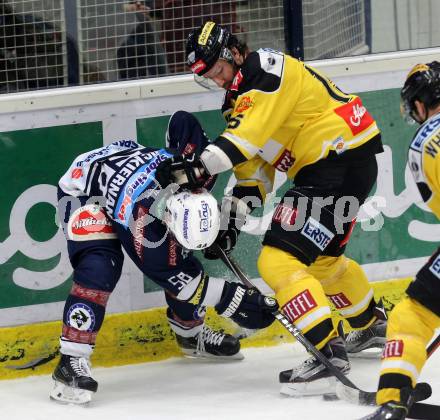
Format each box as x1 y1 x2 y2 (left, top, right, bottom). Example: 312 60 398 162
51 111 278 404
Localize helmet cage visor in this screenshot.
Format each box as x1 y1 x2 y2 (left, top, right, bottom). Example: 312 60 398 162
193 48 234 90
400 95 418 125
400 63 440 125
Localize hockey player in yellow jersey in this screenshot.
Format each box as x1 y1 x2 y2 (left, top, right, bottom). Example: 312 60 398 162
361 63 440 420
157 21 386 396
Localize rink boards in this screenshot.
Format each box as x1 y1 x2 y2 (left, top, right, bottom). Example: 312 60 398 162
1 49 440 379
0 277 411 380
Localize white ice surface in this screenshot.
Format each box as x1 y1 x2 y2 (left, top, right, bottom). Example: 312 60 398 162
1 343 439 420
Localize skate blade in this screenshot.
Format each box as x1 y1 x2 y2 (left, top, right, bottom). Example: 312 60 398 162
181 349 244 361
348 348 383 359
50 380 94 405
280 376 336 397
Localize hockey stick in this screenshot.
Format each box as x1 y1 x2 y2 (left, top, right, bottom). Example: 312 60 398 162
5 349 59 370
212 243 433 408
336 333 440 415
211 245 369 393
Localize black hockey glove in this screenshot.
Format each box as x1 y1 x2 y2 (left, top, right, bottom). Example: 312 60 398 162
215 282 278 329
203 223 239 260
156 153 210 190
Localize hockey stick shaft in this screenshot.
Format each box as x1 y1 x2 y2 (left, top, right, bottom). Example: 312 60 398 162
212 244 361 391
427 333 440 358
214 245 436 409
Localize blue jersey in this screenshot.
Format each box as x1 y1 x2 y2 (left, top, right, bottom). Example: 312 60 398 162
58 140 204 295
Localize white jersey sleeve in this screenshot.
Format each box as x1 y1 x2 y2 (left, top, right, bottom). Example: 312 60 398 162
58 140 141 197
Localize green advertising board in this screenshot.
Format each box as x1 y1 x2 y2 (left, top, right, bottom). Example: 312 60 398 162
0 88 438 327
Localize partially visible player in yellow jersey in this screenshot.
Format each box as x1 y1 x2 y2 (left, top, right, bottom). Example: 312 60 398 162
362 63 440 420
157 21 386 397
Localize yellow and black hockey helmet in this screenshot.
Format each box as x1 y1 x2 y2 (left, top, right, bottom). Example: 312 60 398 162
185 21 235 76
401 61 440 124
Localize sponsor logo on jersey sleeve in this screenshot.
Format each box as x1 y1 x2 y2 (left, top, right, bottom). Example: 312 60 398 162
67 204 116 241
168 238 178 266
273 203 297 225
133 205 148 261
301 217 335 250
114 151 172 226
334 97 374 135
71 168 83 179
273 149 294 172
429 254 440 279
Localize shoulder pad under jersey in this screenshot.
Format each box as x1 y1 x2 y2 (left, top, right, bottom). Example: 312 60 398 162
233 48 285 94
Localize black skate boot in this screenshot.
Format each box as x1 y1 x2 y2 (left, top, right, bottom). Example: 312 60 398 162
50 354 98 404
175 325 244 360
359 402 408 420
167 307 243 361
346 301 387 358
279 337 350 397
359 387 413 420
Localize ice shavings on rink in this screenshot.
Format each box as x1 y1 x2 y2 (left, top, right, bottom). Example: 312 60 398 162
1 342 439 420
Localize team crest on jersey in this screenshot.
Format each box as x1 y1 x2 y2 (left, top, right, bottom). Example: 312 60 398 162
67 204 116 241
332 137 347 154
67 303 96 331
236 96 254 112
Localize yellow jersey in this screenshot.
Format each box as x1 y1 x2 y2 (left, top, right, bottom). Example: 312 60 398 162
212 48 382 202
408 112 440 217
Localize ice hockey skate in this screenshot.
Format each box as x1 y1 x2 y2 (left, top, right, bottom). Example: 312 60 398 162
279 337 350 397
50 354 98 404
359 401 409 420
175 325 244 361
345 301 387 358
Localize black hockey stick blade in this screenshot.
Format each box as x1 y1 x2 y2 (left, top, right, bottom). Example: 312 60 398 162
408 401 440 420
6 350 59 370
335 381 432 406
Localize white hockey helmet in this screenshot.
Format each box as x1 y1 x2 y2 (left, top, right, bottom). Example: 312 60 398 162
164 189 220 250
